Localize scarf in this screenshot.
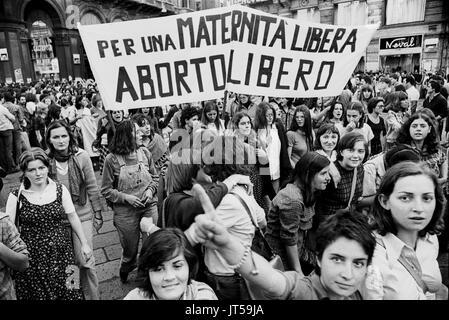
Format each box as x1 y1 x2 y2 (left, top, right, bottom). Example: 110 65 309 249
50 149 87 206
146 134 168 163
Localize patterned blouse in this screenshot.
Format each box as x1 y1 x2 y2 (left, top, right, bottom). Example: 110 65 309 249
315 161 364 223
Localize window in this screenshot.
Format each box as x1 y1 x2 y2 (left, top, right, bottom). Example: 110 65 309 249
80 12 102 25
386 0 425 25
335 1 368 25
294 7 320 23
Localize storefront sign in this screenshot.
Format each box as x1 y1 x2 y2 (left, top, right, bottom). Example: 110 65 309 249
380 35 422 50
73 54 81 64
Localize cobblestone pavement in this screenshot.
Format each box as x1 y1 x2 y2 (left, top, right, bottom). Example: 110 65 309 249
1 170 448 300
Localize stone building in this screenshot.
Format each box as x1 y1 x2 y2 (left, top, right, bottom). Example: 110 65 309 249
0 0 196 83
228 0 449 75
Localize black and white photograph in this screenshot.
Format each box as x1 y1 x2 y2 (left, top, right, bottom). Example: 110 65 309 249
0 0 448 311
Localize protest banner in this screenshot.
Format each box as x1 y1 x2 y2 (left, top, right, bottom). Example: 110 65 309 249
78 5 378 111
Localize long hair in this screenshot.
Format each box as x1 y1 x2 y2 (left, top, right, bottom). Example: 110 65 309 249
384 91 408 113
326 100 346 122
109 120 137 155
357 84 374 102
291 151 330 206
136 228 199 299
19 147 50 189
372 161 444 237
46 120 79 157
254 102 275 131
396 111 439 154
289 105 314 150
201 100 222 131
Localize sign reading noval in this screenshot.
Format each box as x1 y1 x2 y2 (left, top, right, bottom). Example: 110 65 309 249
380 35 422 50
78 5 378 111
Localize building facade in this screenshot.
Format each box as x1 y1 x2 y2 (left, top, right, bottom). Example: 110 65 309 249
229 0 449 75
0 0 197 83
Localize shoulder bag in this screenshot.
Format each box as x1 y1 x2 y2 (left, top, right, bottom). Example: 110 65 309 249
230 192 284 300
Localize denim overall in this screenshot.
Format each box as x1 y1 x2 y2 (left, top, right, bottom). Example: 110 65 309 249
113 149 158 274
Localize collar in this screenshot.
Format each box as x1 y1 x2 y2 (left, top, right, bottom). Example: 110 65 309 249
377 232 432 262
20 177 56 194
309 272 330 300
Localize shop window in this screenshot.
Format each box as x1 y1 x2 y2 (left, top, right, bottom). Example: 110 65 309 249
80 12 103 25
334 1 368 25
386 0 425 25
294 7 320 23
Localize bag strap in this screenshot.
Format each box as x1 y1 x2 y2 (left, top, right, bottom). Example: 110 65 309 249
346 166 358 209
161 198 166 228
14 189 22 230
230 191 274 258
397 255 428 293
376 237 428 293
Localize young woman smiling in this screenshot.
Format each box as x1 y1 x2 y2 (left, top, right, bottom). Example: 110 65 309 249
315 132 366 225
124 228 217 300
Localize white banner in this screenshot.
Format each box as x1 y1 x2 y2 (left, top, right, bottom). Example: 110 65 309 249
78 5 378 111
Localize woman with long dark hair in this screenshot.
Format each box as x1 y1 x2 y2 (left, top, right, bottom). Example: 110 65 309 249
396 111 447 184
363 161 446 300
254 102 291 195
287 105 315 168
101 120 159 283
201 100 225 136
265 152 330 275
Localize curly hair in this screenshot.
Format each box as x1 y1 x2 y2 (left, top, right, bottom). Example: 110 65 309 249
326 100 346 122
180 106 199 128
396 111 439 154
254 102 275 131
371 161 445 237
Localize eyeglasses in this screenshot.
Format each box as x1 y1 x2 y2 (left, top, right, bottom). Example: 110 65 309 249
239 121 251 126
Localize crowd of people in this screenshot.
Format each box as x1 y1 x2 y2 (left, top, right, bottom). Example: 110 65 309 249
0 68 448 300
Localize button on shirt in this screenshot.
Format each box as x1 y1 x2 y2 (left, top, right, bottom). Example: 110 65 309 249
363 232 442 300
